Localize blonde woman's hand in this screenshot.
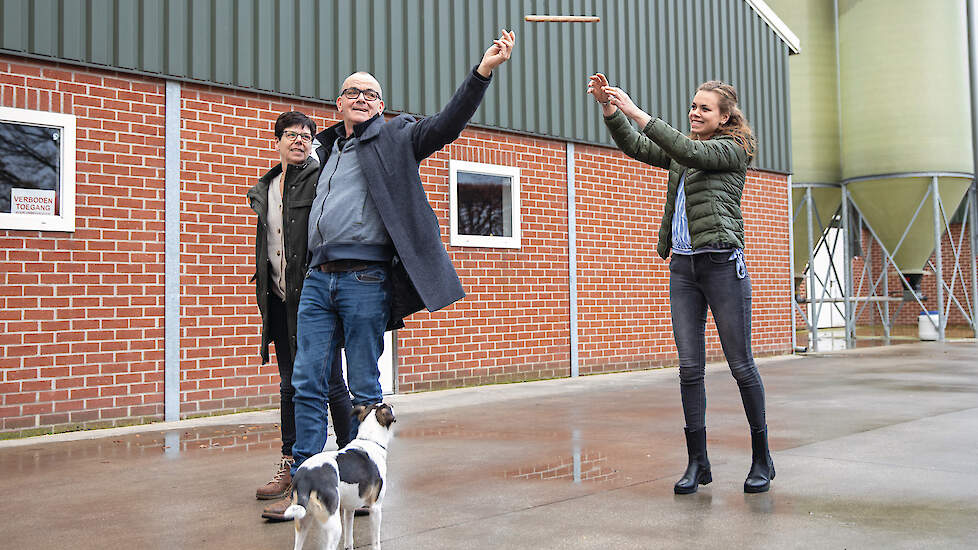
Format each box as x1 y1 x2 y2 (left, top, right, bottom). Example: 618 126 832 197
587 73 610 103
603 86 651 128
587 73 618 116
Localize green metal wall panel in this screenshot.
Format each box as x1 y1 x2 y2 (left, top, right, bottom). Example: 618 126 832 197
61 0 85 62
116 1 139 71
0 0 791 172
212 0 233 86
140 1 164 73
1 1 23 51
31 0 57 57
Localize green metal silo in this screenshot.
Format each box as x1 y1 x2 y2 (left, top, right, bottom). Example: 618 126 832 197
769 0 843 279
839 0 973 275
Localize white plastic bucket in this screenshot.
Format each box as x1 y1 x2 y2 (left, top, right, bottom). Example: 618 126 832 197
918 311 939 341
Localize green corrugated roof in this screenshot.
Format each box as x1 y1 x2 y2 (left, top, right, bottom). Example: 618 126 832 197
1 0 792 173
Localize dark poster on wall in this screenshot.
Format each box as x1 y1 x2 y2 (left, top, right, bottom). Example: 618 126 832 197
0 121 61 215
456 171 512 237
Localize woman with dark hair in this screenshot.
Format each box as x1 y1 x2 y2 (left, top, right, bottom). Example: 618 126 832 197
247 111 353 517
587 74 774 494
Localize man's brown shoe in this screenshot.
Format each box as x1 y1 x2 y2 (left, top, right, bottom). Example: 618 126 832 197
261 495 293 522
256 455 293 500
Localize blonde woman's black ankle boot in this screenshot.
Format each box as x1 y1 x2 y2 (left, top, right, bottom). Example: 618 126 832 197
744 426 775 493
674 427 711 494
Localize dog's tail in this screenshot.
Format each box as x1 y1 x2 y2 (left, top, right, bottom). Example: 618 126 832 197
289 462 340 522
283 502 306 521
291 468 315 510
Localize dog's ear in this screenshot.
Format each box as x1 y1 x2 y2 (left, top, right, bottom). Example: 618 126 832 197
354 404 374 423
375 403 396 428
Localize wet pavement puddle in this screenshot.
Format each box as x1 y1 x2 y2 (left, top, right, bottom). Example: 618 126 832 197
501 448 621 483
0 424 283 474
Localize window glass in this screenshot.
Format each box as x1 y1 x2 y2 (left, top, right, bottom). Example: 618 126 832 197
449 160 520 249
456 171 512 237
0 107 75 232
0 121 62 216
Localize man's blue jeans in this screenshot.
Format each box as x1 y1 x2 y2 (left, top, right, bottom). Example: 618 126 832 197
290 265 390 470
669 252 767 432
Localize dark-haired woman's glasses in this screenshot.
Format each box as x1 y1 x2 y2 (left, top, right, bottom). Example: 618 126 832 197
283 131 313 143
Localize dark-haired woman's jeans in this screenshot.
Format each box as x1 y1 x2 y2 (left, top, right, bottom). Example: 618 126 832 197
267 295 352 456
669 252 767 431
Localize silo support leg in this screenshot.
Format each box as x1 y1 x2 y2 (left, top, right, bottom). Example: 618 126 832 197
931 176 946 341
848 199 934 330
970 182 978 336
806 188 819 350
882 241 890 341
925 195 974 328
842 185 855 347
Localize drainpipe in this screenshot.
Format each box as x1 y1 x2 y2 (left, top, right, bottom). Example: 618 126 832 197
566 142 579 377
787 175 795 352
164 81 181 421
967 0 978 336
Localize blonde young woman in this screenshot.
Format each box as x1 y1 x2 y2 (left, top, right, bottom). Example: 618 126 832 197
587 73 774 494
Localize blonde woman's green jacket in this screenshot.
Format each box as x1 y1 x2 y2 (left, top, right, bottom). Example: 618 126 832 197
603 109 751 260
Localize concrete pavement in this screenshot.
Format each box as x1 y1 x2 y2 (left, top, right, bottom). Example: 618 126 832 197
1 341 976 549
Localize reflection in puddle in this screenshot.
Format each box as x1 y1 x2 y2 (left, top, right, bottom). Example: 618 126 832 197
0 424 282 474
745 492 775 514
674 490 713 508
165 424 281 454
502 448 620 483
396 422 564 441
794 325 978 352
402 424 621 484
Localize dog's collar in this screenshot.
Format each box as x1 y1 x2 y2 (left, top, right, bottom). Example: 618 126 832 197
357 439 387 451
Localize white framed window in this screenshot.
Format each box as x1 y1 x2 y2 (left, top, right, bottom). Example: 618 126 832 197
449 160 521 249
0 106 76 232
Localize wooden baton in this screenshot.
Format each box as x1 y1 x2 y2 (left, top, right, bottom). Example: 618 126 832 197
524 15 600 23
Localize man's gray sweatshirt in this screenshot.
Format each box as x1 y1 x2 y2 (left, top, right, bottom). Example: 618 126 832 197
307 134 393 268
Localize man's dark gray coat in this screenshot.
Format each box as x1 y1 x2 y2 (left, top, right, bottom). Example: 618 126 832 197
313 67 492 329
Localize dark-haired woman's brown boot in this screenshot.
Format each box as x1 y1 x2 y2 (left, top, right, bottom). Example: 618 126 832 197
674 427 712 494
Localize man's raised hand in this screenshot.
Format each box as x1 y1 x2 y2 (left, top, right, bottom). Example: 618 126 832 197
477 30 516 78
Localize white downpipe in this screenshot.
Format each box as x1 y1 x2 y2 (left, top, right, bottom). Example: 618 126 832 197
164 81 181 421
566 142 579 377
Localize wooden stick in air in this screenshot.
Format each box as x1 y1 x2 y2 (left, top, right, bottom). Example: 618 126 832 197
524 15 600 22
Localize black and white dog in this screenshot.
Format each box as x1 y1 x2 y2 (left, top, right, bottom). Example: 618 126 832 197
284 403 395 550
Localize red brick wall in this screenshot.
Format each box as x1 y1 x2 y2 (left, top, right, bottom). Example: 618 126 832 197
395 132 572 392
572 145 792 374
794 223 977 332
1 56 794 435
745 171 795 352
574 144 672 373
1 56 166 433
852 224 976 327
904 223 976 327
398 140 792 391
176 84 339 417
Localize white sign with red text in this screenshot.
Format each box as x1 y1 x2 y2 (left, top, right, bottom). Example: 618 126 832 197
11 188 56 215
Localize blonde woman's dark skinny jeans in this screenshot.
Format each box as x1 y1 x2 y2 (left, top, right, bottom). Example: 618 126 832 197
668 252 767 431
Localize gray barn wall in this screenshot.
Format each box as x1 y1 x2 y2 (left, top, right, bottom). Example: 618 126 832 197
0 0 791 172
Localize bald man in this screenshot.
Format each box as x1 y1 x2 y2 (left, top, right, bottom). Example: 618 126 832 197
261 30 515 521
